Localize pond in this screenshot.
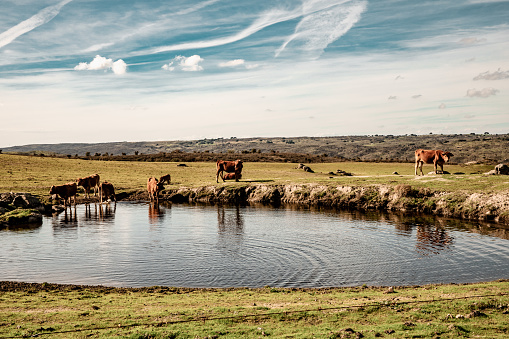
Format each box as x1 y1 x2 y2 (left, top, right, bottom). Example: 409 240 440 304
1 202 508 288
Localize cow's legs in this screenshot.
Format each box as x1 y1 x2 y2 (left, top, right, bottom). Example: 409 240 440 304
415 161 423 176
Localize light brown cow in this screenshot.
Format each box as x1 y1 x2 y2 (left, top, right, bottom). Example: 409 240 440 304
147 177 165 202
216 159 243 183
76 174 100 198
415 149 454 175
99 181 116 204
222 172 242 180
49 182 77 207
159 174 171 185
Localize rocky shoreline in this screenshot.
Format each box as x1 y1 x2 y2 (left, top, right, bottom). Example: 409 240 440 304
2 184 509 228
132 183 509 225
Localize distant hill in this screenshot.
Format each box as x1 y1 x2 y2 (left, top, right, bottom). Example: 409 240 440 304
2 134 508 164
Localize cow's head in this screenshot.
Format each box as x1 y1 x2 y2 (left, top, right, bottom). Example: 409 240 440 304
234 159 243 171
441 151 453 162
49 185 56 194
76 177 85 186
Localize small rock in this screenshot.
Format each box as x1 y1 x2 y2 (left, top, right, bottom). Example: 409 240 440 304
392 171 399 175
383 286 395 294
495 163 509 175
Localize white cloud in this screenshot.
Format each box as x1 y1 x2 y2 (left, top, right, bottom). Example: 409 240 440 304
219 59 245 68
0 0 73 49
162 55 204 72
74 55 127 75
466 88 499 98
112 59 127 75
473 69 509 80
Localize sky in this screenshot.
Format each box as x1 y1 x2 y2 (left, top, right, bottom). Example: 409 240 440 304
1 0 508 147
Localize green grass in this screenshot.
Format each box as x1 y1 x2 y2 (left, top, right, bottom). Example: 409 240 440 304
1 154 507 200
0 281 507 338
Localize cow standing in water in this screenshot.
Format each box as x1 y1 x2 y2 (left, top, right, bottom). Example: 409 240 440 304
415 149 454 175
147 177 165 203
216 159 243 183
99 181 116 204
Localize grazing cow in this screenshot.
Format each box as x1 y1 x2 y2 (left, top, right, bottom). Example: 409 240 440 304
49 182 77 207
216 159 243 183
99 181 116 204
76 173 100 198
222 172 242 181
415 149 454 175
159 174 171 185
147 177 165 202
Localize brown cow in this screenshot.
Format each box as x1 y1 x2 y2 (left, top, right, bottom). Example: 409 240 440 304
216 159 243 183
99 181 116 204
415 149 454 175
147 177 165 202
76 173 100 198
159 174 171 185
222 172 242 180
49 182 77 207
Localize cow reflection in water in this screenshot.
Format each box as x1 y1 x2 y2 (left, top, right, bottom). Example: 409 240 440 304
217 205 244 253
61 205 77 223
83 203 116 222
416 225 453 256
148 202 168 225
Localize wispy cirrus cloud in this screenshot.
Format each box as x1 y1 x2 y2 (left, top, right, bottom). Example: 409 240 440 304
276 0 367 58
138 0 366 58
0 0 72 49
219 59 245 67
175 0 221 15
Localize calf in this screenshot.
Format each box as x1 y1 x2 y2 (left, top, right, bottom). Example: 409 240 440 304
147 177 165 202
99 181 116 204
159 174 171 185
76 174 100 198
49 182 77 207
415 149 454 175
216 159 243 183
222 172 242 181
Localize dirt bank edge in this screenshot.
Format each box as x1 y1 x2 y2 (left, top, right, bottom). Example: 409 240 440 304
122 184 509 225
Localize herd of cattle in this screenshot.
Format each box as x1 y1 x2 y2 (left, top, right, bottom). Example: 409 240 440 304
48 150 452 207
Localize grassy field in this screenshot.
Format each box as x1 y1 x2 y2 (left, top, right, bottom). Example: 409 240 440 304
1 154 507 199
1 280 508 338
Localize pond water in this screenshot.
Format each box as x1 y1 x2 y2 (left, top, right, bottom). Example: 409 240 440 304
1 202 508 288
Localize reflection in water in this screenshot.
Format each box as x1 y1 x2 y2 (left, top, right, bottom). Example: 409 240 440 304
217 205 244 254
416 225 453 256
148 202 166 224
98 203 116 221
217 205 244 233
52 203 116 233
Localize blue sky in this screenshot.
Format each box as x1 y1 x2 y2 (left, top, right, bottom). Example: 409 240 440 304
1 0 508 147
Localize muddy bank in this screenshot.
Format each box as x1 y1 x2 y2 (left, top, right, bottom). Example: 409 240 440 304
124 184 509 225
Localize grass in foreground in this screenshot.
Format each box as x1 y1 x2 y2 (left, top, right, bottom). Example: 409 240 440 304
0 281 507 338
1 154 507 199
